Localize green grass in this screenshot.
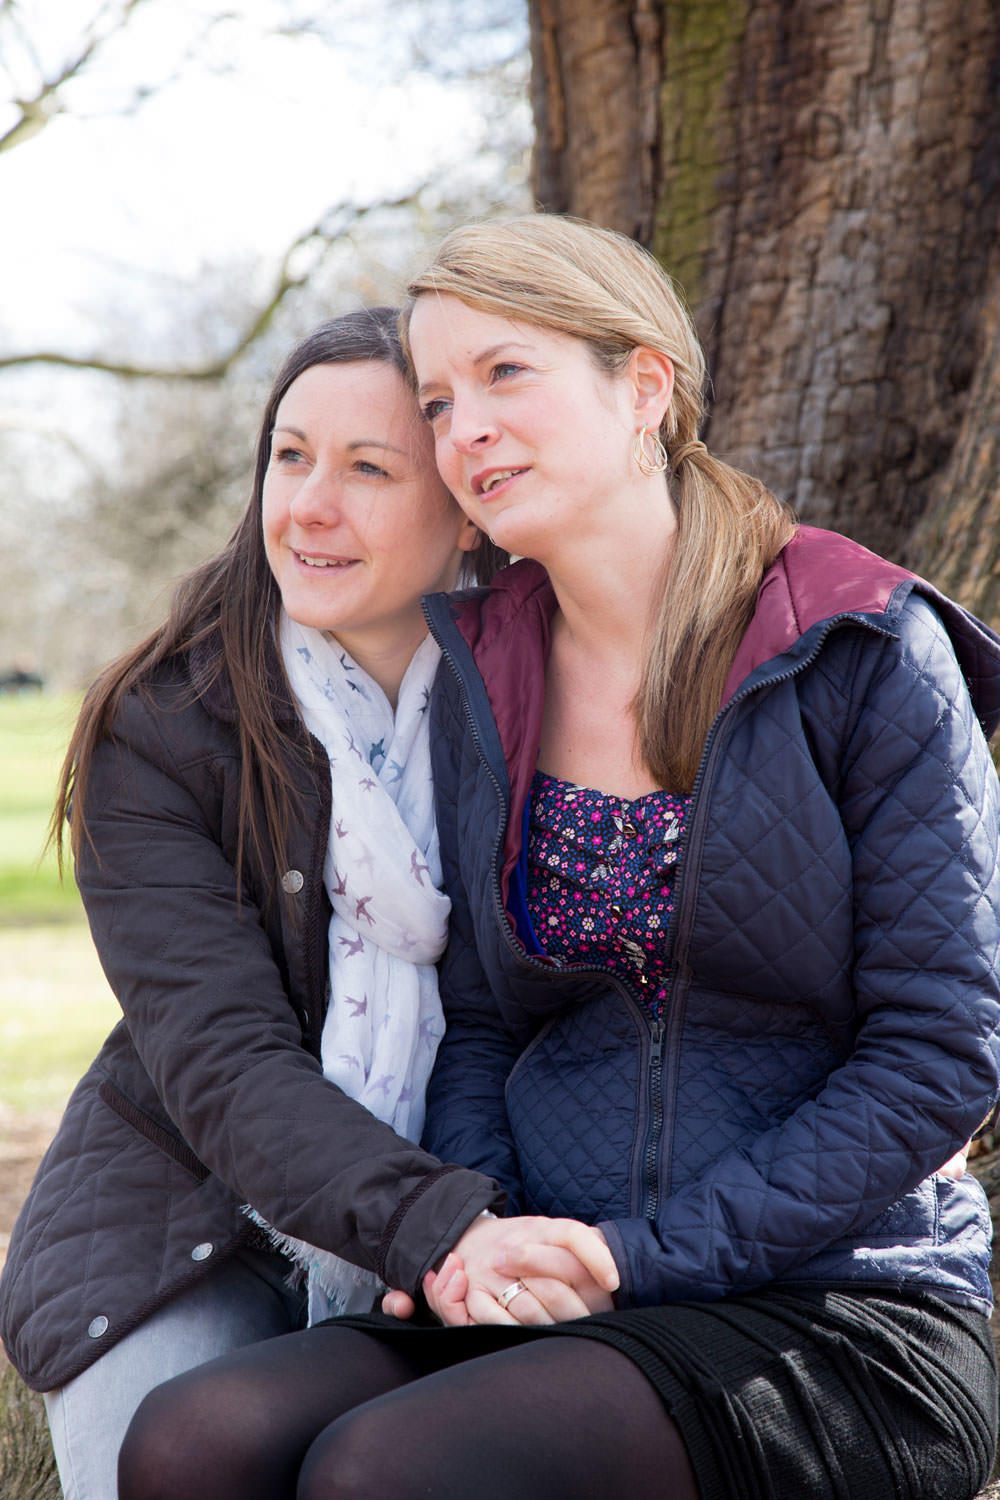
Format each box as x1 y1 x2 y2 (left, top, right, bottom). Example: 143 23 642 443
0 696 115 1492
0 693 82 925
0 693 119 1116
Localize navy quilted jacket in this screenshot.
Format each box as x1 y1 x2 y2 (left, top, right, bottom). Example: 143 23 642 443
422 526 1000 1312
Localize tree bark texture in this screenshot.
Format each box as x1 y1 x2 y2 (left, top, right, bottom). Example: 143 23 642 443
530 0 1000 616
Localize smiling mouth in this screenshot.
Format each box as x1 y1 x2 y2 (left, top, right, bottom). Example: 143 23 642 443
295 552 357 569
476 468 526 497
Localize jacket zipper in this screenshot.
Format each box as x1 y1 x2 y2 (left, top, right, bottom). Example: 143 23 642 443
426 596 677 1219
643 1019 666 1217
425 598 645 990
427 593 895 1221
298 728 335 1057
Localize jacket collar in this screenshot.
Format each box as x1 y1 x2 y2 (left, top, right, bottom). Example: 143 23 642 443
439 526 1000 898
720 526 914 704
723 526 1000 733
452 526 1000 734
446 561 557 870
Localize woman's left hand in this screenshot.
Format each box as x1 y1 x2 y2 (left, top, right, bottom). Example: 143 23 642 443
423 1214 619 1327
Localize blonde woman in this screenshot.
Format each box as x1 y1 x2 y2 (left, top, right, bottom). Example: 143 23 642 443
120 220 1000 1500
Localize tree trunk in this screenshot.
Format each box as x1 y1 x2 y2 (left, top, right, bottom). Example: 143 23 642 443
530 0 1000 619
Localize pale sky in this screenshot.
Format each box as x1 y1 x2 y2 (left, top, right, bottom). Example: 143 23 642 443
0 1 529 675
0 0 528 352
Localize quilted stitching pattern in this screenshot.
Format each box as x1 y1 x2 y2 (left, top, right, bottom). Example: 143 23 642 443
1 656 503 1392
667 1026 833 1192
430 586 1000 1313
4 1075 246 1390
619 602 1000 1304
506 1002 641 1220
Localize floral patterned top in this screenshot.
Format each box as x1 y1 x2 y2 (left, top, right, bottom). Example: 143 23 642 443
525 770 692 1019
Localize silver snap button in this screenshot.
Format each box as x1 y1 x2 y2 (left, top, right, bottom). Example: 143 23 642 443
87 1315 109 1338
191 1242 214 1262
281 869 304 894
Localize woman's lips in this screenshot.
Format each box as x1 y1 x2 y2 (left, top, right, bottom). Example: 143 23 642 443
473 467 527 499
294 551 359 569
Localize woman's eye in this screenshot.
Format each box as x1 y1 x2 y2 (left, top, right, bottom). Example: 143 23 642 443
356 460 389 478
490 362 523 382
272 446 305 465
421 397 451 423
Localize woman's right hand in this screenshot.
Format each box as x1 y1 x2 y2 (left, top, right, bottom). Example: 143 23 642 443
937 1140 971 1179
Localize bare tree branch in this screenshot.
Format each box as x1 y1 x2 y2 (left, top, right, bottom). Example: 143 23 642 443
0 0 152 154
0 192 422 380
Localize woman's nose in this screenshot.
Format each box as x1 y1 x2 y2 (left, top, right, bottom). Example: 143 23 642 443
447 395 498 455
290 467 343 524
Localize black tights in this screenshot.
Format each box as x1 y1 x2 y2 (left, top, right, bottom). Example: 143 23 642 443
118 1323 700 1499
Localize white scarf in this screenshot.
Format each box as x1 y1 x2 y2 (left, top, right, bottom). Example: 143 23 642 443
251 611 450 1321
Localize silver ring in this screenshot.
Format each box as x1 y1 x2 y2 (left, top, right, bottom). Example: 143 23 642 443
496 1279 528 1311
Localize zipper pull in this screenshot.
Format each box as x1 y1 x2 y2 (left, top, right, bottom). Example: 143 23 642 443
649 1018 665 1069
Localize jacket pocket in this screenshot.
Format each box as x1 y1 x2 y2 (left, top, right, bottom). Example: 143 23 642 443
852 1177 941 1246
98 1080 209 1182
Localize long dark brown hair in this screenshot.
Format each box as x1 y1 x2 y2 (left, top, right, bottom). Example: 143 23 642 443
53 306 505 883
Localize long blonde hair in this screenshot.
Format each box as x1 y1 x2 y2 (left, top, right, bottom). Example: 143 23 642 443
402 215 796 790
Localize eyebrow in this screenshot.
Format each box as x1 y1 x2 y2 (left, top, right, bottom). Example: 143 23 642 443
347 439 408 456
417 342 534 398
271 425 407 457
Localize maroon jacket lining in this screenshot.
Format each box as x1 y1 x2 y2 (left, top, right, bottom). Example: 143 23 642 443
451 526 921 907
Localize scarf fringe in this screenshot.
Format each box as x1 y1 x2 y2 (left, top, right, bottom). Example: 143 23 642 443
242 1205 385 1318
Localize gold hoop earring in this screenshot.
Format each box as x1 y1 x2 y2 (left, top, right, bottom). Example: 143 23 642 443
632 426 669 477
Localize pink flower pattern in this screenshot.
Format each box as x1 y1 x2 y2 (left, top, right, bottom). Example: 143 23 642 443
526 771 692 1019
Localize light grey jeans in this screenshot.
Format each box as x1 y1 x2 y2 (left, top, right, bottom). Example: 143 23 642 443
43 1246 305 1500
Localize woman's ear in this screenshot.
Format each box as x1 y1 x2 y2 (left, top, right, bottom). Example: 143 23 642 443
628 347 674 431
457 516 483 554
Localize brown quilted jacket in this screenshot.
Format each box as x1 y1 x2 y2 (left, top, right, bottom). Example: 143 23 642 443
0 637 503 1391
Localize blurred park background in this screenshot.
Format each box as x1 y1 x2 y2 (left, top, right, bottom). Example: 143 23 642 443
3 0 1000 1491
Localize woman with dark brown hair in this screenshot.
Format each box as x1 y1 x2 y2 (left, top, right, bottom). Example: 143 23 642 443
0 306 508 1500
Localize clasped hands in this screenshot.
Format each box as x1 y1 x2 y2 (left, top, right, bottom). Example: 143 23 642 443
379 1141 971 1329
381 1214 619 1327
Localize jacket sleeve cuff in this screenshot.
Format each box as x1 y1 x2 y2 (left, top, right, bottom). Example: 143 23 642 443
597 1219 632 1308
375 1165 507 1293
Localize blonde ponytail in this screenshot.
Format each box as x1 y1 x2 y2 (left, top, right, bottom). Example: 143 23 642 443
641 446 794 789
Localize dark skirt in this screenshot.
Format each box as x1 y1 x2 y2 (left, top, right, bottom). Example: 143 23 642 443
328 1287 997 1500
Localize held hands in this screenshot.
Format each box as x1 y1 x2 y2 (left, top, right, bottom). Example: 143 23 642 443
381 1215 619 1327
428 1214 619 1326
379 1139 976 1324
